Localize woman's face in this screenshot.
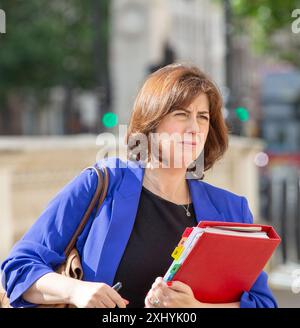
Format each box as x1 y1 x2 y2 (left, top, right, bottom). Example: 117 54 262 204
152 93 210 168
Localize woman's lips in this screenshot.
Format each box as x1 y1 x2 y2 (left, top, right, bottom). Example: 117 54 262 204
179 141 197 146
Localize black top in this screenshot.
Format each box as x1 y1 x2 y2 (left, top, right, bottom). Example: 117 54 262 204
113 185 198 308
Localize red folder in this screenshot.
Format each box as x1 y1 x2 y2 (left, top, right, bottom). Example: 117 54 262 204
167 221 281 303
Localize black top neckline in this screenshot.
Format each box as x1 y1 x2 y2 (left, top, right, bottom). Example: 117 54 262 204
141 185 192 207
113 184 197 307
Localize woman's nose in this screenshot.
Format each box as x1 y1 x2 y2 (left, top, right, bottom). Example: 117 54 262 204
187 116 200 133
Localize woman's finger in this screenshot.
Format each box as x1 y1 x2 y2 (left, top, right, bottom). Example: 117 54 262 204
107 288 127 308
166 280 193 295
145 295 154 308
148 285 171 308
151 277 164 288
145 290 155 308
96 299 107 308
98 293 117 308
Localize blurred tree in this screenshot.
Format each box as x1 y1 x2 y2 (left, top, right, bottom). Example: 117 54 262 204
231 0 300 66
0 0 110 134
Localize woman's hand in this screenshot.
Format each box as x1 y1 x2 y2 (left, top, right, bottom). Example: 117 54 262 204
70 280 129 308
145 277 240 308
145 277 202 308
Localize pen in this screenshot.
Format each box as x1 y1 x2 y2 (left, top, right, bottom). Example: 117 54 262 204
112 282 122 292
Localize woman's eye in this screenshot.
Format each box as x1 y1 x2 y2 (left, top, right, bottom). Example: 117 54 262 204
198 115 209 120
175 112 187 116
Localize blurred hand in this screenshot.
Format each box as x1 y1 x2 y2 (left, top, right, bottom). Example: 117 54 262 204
70 280 129 308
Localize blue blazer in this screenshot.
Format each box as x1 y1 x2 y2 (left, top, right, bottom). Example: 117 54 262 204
1 157 277 308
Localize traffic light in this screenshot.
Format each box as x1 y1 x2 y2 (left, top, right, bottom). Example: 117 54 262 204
102 112 118 128
235 106 250 122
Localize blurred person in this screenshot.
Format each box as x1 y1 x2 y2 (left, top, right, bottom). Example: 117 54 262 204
1 64 277 308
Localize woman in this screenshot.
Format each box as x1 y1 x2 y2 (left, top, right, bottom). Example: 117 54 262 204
1 64 277 308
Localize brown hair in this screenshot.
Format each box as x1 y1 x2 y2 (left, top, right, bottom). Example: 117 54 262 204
126 63 228 174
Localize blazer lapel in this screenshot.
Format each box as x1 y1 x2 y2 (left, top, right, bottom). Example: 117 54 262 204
188 179 225 223
95 161 145 285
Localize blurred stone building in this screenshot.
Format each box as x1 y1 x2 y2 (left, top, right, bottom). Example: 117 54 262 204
110 0 226 127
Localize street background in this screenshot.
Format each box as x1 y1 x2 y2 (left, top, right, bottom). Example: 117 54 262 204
0 0 300 307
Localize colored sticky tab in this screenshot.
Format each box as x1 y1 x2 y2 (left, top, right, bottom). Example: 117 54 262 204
170 263 181 275
178 237 187 247
171 245 184 260
182 227 193 238
165 272 175 282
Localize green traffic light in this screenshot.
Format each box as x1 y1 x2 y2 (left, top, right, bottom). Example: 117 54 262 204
102 112 118 128
235 107 250 122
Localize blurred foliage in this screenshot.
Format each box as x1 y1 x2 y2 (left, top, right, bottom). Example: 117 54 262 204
231 0 300 65
232 0 300 32
0 0 110 105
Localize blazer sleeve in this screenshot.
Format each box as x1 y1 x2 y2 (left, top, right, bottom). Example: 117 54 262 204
0 168 99 308
239 197 278 308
